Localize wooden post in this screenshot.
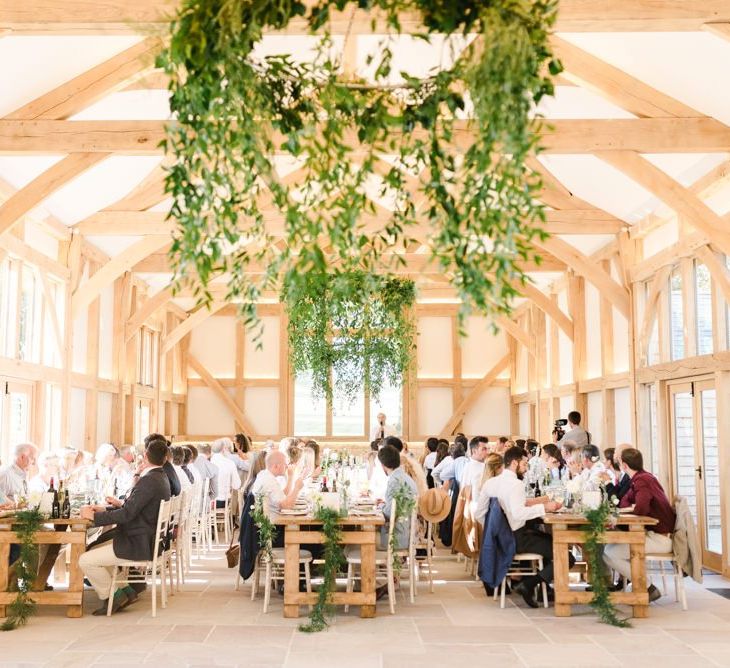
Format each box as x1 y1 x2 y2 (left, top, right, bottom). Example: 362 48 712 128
84 261 100 450
568 273 587 419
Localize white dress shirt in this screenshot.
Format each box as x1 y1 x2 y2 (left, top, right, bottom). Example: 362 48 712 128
475 469 545 530
173 464 193 491
580 461 607 486
251 469 285 513
424 452 437 470
460 459 485 495
211 452 241 502
369 422 398 441
432 455 453 487
0 464 28 500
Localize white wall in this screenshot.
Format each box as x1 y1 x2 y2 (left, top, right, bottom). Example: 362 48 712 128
69 387 86 448
614 387 632 445
417 387 453 435
462 386 511 436
587 391 603 446
244 316 279 379
189 315 237 378
461 316 508 378
585 282 602 379
558 290 573 384
518 402 531 437
97 391 113 444
244 387 279 435
186 386 234 435
417 317 452 378
98 284 114 379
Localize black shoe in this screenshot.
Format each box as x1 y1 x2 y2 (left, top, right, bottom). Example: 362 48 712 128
648 584 662 602
92 590 128 616
514 580 539 608
129 581 147 594
277 582 284 595
376 584 389 600
120 586 138 607
483 582 495 597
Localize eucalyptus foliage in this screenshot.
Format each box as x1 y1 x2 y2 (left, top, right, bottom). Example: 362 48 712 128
284 272 414 402
159 0 559 377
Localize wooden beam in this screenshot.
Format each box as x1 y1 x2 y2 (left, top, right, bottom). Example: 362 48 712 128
638 265 672 362
3 1 730 33
104 163 167 211
496 316 535 358
703 20 730 41
37 269 64 361
74 210 172 235
551 36 702 118
3 119 730 154
517 281 574 341
125 285 174 342
542 210 626 235
4 37 162 120
438 353 510 438
0 225 70 278
71 235 169 316
598 150 730 258
187 352 256 434
0 153 107 235
698 245 730 305
533 236 631 318
161 301 228 354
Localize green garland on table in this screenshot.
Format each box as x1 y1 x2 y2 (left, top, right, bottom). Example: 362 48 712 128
389 483 417 576
582 501 631 628
252 493 274 563
1 508 44 631
299 506 344 633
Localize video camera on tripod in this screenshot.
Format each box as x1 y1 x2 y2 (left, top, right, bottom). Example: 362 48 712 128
553 418 568 441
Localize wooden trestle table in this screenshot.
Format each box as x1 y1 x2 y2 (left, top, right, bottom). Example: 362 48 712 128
543 512 659 619
272 512 385 619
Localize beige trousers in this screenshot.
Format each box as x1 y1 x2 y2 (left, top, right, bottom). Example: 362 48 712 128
603 531 673 581
78 542 139 599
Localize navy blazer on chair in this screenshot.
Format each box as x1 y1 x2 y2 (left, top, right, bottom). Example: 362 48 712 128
239 492 260 581
478 497 516 589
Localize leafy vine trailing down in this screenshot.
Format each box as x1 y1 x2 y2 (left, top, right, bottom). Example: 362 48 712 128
283 271 415 402
159 0 561 368
582 502 631 628
1 508 44 631
252 493 274 563
389 482 417 576
299 506 345 633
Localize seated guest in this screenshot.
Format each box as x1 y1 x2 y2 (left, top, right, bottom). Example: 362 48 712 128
143 434 180 497
602 447 618 485
579 444 606 486
423 437 438 488
541 444 566 482
433 441 466 490
599 443 632 500
251 450 303 515
170 446 193 491
194 443 218 499
180 447 196 484
94 442 120 493
242 451 267 498
186 445 203 485
400 451 428 497
112 446 137 496
78 439 171 614
476 446 567 608
303 440 320 474
294 447 316 482
603 448 675 602
232 433 252 474
28 451 61 494
460 436 489 495
0 443 38 502
211 438 241 508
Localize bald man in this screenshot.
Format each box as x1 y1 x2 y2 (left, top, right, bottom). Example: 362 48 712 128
250 450 303 513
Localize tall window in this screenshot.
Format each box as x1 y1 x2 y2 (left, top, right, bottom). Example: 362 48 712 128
644 281 660 365
648 384 659 475
695 261 713 356
18 265 42 363
137 327 158 386
43 384 62 450
293 371 327 436
669 269 684 361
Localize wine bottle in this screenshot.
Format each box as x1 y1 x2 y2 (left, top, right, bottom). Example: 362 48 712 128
320 476 328 493
48 477 55 493
61 488 71 519
51 487 61 519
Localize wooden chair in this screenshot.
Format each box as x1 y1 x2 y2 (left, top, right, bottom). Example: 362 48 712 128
494 553 549 609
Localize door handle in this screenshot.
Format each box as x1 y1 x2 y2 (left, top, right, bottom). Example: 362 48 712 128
695 465 702 479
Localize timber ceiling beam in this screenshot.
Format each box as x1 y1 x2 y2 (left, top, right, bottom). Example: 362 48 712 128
597 150 730 258
533 236 631 318
125 285 174 342
3 1 730 33
551 36 703 118
0 152 108 235
162 302 228 354
4 37 161 120
3 119 730 154
71 235 169 317
703 21 730 41
517 281 574 341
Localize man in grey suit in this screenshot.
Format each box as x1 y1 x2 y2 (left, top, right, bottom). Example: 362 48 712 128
79 439 171 615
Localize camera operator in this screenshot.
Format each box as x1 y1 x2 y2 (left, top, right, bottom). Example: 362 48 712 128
553 410 588 448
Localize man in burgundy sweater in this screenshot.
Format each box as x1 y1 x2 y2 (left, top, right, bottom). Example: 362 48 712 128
603 448 676 602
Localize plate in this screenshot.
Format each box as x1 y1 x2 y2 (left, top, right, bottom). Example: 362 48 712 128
280 509 308 516
351 509 380 517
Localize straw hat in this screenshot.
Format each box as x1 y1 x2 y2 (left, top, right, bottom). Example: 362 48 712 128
418 488 451 523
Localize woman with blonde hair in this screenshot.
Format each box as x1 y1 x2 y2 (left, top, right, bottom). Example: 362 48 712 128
241 450 267 498
480 453 504 489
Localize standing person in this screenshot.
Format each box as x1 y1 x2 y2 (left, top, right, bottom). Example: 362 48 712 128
603 448 675 602
194 443 219 499
555 411 589 447
211 438 241 508
369 412 397 441
78 439 171 614
476 446 567 608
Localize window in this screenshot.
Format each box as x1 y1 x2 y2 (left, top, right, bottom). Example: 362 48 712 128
43 384 62 451
695 261 713 356
669 269 684 361
1 260 18 358
369 378 403 436
18 265 42 363
293 371 326 436
137 327 158 386
648 384 659 475
644 280 660 365
135 400 151 445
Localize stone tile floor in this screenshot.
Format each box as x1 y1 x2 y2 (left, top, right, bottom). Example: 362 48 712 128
3 547 730 667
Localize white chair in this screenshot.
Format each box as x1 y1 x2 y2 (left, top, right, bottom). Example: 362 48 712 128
250 548 313 614
494 553 549 609
344 499 418 614
413 520 434 594
106 498 171 617
213 495 232 545
172 488 192 589
646 553 688 610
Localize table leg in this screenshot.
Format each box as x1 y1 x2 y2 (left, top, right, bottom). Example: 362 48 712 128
0 536 9 617
552 527 571 617
360 529 376 619
67 538 84 618
283 527 300 619
629 527 648 619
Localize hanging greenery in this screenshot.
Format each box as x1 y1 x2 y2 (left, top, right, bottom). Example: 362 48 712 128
582 501 631 628
299 506 345 633
158 0 560 348
284 271 415 402
389 482 417 576
252 493 275 563
1 508 43 631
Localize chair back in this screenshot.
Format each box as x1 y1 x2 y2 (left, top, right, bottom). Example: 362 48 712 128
151 498 172 567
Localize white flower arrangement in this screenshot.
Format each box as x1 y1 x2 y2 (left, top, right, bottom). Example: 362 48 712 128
565 477 583 495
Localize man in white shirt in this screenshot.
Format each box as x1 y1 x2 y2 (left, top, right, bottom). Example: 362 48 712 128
28 451 61 494
579 444 606 486
476 446 568 608
0 443 37 501
369 413 397 442
210 438 241 508
251 451 303 514
460 436 489 494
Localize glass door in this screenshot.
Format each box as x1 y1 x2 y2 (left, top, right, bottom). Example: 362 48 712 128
669 379 722 572
0 379 34 464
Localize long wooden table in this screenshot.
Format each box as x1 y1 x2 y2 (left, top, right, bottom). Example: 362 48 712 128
272 512 385 619
543 512 658 619
0 516 90 618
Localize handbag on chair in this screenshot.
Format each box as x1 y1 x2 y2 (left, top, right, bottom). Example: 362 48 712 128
225 528 240 568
